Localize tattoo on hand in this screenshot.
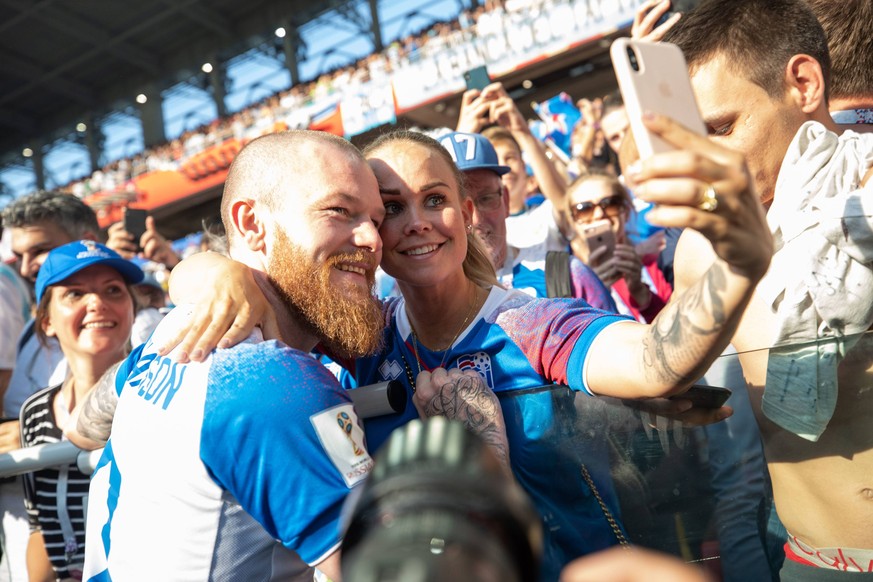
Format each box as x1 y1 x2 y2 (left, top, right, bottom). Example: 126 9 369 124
424 374 510 471
643 263 727 385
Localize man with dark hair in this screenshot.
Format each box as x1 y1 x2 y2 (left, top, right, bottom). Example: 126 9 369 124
2 190 101 281
660 1 873 577
0 190 101 581
805 0 873 131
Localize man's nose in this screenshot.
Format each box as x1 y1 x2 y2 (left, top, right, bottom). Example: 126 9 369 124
355 220 382 255
21 255 39 282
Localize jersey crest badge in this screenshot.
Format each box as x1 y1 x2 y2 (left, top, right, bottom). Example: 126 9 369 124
456 352 494 389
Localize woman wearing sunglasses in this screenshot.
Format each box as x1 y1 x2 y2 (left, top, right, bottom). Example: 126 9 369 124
21 241 141 582
566 172 672 323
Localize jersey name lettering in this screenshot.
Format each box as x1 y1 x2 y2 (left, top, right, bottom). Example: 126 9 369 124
134 355 187 410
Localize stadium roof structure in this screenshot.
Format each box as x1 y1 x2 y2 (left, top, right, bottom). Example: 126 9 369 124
0 0 356 162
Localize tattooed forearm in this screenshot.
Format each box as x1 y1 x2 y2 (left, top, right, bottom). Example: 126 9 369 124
423 375 511 473
75 362 122 447
643 262 730 387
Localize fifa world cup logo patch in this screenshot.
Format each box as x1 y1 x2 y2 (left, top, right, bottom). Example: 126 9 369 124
337 411 365 456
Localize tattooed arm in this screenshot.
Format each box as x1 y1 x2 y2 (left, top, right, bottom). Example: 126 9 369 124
64 362 122 450
413 368 511 475
584 112 772 399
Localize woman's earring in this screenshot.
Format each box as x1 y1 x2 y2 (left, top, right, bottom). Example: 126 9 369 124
466 224 473 232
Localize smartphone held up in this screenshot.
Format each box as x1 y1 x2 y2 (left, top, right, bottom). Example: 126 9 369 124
609 38 706 159
582 220 616 264
123 208 148 251
463 65 491 92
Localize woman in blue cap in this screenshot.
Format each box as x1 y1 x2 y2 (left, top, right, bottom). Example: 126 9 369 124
20 240 142 582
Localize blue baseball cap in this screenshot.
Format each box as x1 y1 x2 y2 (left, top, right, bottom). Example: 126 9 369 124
438 131 511 176
35 240 144 303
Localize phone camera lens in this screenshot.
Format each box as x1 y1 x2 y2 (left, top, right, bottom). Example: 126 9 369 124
627 46 640 72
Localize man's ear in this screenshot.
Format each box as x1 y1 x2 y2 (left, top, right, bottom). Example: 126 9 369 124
42 309 56 339
500 185 511 218
461 196 474 226
785 54 827 115
230 199 267 252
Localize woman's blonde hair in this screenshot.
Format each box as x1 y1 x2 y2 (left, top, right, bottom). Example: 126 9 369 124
363 130 499 289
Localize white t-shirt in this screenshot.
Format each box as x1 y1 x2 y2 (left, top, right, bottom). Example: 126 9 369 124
505 199 568 252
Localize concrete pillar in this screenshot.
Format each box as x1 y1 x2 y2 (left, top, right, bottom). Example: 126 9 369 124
368 0 384 53
137 84 167 148
282 22 301 86
208 61 228 118
31 144 45 191
83 113 103 173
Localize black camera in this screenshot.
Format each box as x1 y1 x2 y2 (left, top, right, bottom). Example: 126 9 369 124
341 417 542 582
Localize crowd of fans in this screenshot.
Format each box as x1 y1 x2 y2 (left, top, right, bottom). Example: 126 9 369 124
1 0 872 580
57 0 638 204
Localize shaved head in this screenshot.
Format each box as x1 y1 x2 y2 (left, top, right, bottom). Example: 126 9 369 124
221 130 367 248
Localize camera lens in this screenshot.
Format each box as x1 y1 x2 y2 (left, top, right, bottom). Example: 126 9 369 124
627 46 640 72
341 418 542 582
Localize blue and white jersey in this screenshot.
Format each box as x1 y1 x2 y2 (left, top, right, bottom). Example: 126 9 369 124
341 286 633 580
85 306 372 582
498 242 617 312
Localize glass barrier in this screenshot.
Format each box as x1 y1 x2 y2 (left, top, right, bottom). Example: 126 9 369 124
495 331 873 579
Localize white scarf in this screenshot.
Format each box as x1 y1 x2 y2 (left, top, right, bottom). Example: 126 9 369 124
758 121 873 441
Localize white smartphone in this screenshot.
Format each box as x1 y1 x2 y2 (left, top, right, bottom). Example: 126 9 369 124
610 38 706 159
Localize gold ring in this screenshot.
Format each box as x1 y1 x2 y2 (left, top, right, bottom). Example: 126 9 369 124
698 184 719 212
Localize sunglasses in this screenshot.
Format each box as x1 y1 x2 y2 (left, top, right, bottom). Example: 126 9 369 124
570 194 625 223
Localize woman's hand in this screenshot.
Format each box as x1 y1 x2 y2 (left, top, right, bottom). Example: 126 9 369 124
160 253 278 362
612 243 651 307
413 368 511 474
588 246 621 288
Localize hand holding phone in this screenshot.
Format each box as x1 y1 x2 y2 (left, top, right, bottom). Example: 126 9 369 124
463 65 491 92
610 38 706 159
123 208 148 251
582 220 616 263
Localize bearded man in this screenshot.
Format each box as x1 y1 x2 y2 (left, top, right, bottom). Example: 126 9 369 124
69 131 388 582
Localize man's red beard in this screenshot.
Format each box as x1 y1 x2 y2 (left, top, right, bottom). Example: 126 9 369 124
268 230 385 359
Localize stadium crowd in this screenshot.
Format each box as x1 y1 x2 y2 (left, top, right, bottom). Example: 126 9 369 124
57 0 635 203
1 0 872 581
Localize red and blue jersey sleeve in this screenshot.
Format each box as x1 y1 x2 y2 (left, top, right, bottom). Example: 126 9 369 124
495 296 631 394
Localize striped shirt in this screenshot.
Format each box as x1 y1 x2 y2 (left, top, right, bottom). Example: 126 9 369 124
20 385 90 580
